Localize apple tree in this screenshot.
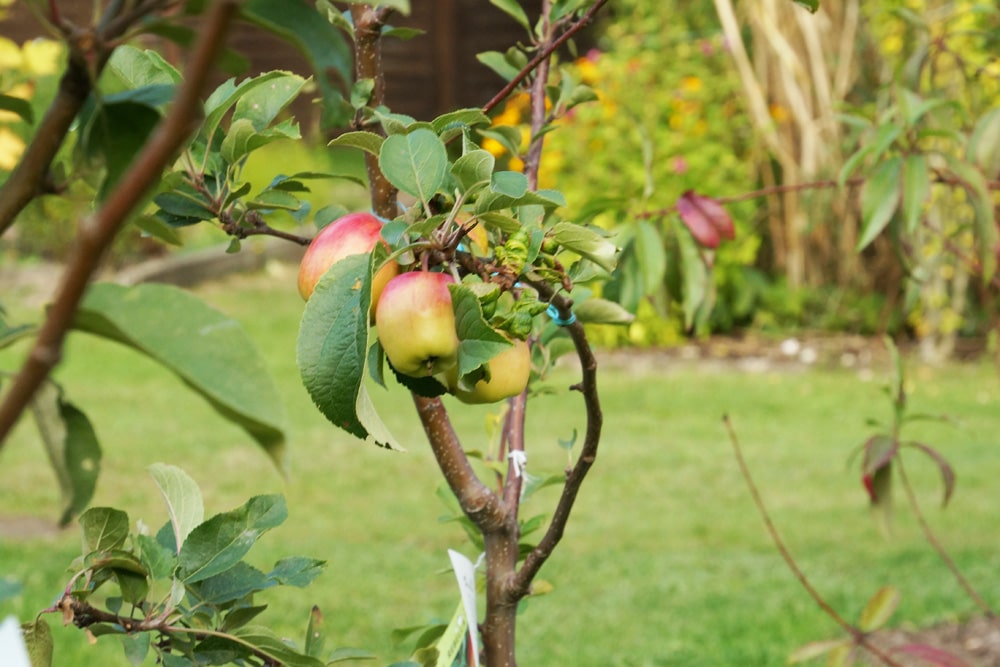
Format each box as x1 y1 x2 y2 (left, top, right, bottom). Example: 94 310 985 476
15 0 992 665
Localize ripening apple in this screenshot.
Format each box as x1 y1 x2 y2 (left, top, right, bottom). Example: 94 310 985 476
448 337 531 404
375 272 460 377
297 212 400 311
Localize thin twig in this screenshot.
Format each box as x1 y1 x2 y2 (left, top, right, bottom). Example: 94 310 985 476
896 455 995 617
723 416 907 667
513 281 603 592
522 0 553 191
59 595 292 666
0 0 240 448
482 0 609 115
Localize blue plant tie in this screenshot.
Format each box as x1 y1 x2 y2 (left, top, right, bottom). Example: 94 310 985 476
547 303 576 326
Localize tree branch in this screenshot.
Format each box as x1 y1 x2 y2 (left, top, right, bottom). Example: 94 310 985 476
0 0 240 448
0 1 182 237
412 395 508 532
58 594 292 666
513 281 603 592
350 4 397 219
481 0 609 115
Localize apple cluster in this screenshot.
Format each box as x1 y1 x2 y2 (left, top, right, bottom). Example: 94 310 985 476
297 213 531 404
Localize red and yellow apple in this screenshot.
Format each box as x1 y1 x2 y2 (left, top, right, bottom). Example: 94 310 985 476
297 212 399 308
448 337 531 404
375 271 460 377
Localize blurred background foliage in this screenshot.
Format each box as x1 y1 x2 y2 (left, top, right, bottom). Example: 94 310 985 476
1 0 997 355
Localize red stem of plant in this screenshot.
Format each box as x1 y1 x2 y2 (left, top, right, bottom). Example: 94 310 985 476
723 416 906 667
0 0 239 448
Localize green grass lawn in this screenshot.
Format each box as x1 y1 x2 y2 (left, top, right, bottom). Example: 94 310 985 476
2 271 999 666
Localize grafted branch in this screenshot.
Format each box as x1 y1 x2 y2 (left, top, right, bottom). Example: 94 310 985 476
0 0 240 447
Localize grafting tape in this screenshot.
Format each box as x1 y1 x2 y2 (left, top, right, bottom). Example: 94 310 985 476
546 303 576 326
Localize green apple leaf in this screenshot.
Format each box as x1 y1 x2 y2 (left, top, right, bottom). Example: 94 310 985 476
82 101 162 201
191 561 272 605
241 0 352 128
28 383 102 526
133 214 184 246
231 626 325 667
21 618 53 667
222 116 301 164
490 0 531 30
573 298 635 325
136 534 176 579
449 284 512 378
491 170 528 198
857 156 902 251
179 494 286 583
201 71 294 146
378 128 448 203
148 463 204 554
477 51 521 82
451 149 495 193
431 108 491 135
72 283 288 469
297 254 402 450
105 44 182 90
549 222 619 272
79 507 130 553
328 131 384 156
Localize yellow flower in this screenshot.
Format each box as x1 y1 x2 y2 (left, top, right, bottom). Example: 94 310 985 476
482 137 506 157
0 37 23 70
493 106 522 127
508 156 524 173
575 58 599 85
882 34 903 56
769 103 789 123
680 76 702 93
22 39 63 75
0 126 25 170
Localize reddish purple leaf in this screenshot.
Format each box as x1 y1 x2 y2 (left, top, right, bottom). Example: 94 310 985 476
905 441 957 507
676 190 735 249
861 435 898 502
894 643 970 667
